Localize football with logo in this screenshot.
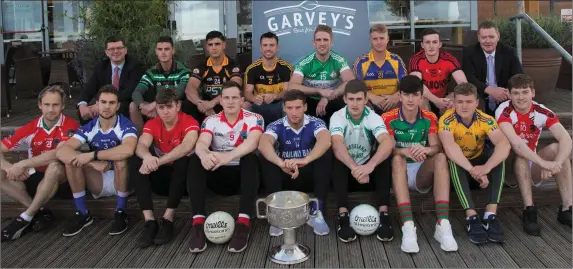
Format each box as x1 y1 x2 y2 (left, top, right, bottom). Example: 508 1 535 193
349 204 380 235
204 211 235 244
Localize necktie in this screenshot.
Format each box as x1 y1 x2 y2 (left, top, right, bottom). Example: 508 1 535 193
487 55 497 111
113 67 120 90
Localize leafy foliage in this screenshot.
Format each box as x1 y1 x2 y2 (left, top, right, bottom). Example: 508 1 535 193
495 15 572 49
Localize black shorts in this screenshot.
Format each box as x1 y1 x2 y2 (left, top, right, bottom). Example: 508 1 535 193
24 172 73 199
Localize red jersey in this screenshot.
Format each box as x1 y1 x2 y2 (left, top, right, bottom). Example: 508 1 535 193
143 112 199 156
408 50 461 98
2 115 79 172
495 100 559 151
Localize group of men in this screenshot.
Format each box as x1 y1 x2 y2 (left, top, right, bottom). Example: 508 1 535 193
1 20 571 256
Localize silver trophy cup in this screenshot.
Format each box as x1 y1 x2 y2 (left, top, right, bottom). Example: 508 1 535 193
256 191 318 265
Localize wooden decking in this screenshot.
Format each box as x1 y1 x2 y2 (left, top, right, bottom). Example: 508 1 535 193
1 206 571 268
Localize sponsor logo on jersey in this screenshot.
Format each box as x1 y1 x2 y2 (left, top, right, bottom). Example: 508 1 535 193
193 68 200 74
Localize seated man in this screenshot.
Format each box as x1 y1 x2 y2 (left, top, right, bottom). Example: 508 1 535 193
131 90 199 248
258 89 331 236
438 83 510 245
187 81 263 253
382 75 457 253
131 36 190 134
58 85 137 237
1 86 79 241
184 31 242 123
495 74 572 234
329 79 394 243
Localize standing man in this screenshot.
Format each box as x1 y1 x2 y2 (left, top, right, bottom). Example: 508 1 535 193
409 28 468 115
187 81 263 254
495 74 572 234
290 24 354 126
1 86 79 241
462 21 524 115
382 75 457 253
77 36 146 125
58 85 137 237
131 90 199 248
244 32 293 124
329 79 395 244
131 36 191 134
353 24 408 114
184 31 243 123
258 89 332 236
438 83 510 245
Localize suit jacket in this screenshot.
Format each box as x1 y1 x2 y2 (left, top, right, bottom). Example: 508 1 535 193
462 42 524 98
79 55 146 104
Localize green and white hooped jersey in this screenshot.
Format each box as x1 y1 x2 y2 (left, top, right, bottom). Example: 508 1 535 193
329 106 388 165
294 51 350 100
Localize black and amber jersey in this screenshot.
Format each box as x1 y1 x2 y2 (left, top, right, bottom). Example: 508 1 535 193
191 55 241 101
244 58 293 95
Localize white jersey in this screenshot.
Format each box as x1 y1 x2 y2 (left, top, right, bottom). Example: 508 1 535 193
329 106 388 165
200 109 264 166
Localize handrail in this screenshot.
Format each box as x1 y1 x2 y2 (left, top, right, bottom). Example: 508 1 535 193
509 13 572 65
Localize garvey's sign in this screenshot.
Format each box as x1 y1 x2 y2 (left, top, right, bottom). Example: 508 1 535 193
252 0 370 66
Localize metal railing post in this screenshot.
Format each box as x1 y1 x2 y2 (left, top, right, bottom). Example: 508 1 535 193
516 18 522 63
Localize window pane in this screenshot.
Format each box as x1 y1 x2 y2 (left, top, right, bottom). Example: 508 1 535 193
237 0 252 53
2 1 43 42
48 0 84 49
368 0 410 26
413 1 470 25
172 1 222 44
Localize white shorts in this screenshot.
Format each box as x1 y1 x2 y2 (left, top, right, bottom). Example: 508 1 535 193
92 170 118 199
406 162 432 194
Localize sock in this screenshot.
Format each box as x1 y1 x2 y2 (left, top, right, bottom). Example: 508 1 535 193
19 212 33 222
192 215 205 226
310 199 324 214
398 202 413 225
73 191 88 215
116 191 129 211
435 200 450 224
237 213 250 226
484 211 495 220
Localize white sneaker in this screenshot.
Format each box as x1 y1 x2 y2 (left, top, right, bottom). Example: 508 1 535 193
269 226 283 236
306 210 329 235
401 221 419 253
434 219 458 251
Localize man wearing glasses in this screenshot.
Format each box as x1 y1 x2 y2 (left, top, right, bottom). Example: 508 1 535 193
76 36 146 125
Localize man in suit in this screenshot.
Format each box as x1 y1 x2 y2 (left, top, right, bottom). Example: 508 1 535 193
462 21 524 116
76 36 146 125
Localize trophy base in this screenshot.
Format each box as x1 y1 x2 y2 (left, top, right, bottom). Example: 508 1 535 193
268 243 311 265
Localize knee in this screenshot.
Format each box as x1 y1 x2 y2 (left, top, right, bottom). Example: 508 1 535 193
433 152 447 165
45 161 65 177
513 154 529 168
392 155 406 169
114 159 128 171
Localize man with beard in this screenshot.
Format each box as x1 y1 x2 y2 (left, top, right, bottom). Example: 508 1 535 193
1 85 79 241
58 85 137 237
244 32 293 124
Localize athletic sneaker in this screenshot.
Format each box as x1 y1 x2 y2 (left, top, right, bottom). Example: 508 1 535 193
376 212 393 241
337 212 356 242
466 215 487 244
188 224 207 253
32 208 54 231
557 205 572 227
1 216 31 242
155 218 174 245
63 211 93 237
228 222 250 252
400 221 419 253
434 219 458 251
482 214 504 243
307 210 329 235
269 226 283 236
109 210 128 235
522 206 541 236
139 220 158 249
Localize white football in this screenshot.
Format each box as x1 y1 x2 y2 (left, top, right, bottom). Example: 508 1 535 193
349 204 380 236
204 211 235 244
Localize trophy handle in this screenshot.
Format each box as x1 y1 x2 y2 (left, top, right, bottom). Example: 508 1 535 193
255 198 267 219
309 198 319 211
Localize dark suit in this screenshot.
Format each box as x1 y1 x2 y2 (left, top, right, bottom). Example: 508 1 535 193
462 42 524 114
77 55 146 124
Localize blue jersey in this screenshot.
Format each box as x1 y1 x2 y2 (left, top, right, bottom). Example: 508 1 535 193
264 115 327 159
73 114 137 151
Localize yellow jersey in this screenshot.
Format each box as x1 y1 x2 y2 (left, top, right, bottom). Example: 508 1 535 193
438 108 499 160
352 50 407 96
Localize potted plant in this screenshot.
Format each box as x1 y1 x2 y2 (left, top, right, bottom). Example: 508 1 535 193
495 15 572 101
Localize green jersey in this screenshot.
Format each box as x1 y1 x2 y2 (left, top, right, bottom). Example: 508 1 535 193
382 107 438 163
132 60 190 106
293 51 350 100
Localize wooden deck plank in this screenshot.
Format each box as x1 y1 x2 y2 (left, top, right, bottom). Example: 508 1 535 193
415 212 467 268
359 224 391 268
498 209 569 268
537 207 572 240
190 241 225 268
447 213 496 268
336 219 364 268
69 220 129 267
265 234 289 268
48 221 113 267
409 216 441 268
292 224 315 268
452 211 519 268
383 215 416 268
164 221 198 268
314 216 340 268
240 220 271 268
214 221 249 268
143 220 193 268
93 219 145 267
